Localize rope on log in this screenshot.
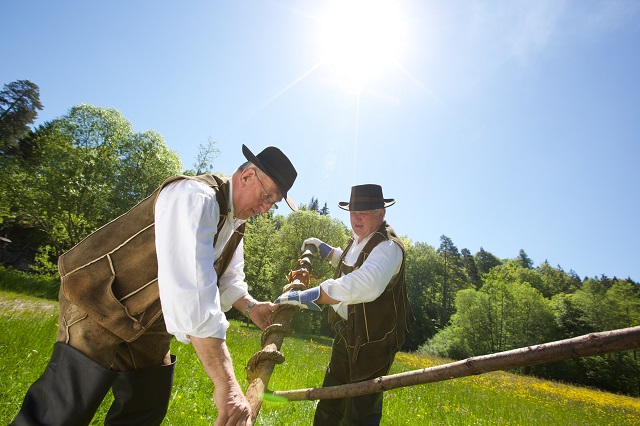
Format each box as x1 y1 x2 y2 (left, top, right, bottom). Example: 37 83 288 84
246 350 286 383
244 246 317 423
260 323 293 348
272 325 640 401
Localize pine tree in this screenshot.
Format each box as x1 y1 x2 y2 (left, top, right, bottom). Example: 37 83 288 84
0 80 43 157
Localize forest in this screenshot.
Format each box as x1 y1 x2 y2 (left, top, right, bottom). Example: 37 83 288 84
1 80 639 396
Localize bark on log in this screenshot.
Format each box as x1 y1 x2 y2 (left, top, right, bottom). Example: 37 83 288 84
244 246 316 423
272 325 640 401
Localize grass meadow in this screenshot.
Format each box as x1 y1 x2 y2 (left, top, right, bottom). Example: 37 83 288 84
1 291 640 425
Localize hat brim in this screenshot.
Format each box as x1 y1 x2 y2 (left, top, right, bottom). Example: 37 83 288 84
242 144 298 211
338 199 396 211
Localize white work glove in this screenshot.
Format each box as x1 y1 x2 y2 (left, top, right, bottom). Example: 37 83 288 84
274 287 322 311
301 237 334 260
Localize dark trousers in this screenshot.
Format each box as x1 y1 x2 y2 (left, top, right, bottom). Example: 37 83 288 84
314 334 394 426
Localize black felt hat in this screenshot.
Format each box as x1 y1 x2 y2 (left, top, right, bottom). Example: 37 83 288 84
242 144 298 211
338 184 395 211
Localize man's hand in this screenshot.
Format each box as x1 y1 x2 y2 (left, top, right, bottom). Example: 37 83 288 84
213 380 252 426
274 287 322 311
248 301 277 330
189 336 253 426
301 237 333 260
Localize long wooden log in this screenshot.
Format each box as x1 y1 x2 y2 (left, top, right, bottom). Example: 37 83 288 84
272 325 640 401
244 246 316 423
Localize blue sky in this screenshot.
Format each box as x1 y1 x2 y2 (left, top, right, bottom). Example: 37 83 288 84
2 0 639 281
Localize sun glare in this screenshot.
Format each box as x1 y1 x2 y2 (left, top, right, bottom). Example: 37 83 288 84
318 0 408 92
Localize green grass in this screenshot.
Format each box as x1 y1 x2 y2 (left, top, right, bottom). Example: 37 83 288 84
2 291 640 425
0 266 59 299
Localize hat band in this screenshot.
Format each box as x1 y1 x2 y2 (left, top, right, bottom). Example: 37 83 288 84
350 196 385 203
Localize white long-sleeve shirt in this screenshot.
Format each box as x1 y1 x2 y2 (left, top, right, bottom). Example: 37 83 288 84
154 179 248 343
319 232 403 319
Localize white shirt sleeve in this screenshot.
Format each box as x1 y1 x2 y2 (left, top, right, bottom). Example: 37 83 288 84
155 179 229 343
320 240 402 304
218 239 249 311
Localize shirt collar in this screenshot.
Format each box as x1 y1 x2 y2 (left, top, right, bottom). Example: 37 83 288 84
228 180 246 226
353 231 375 246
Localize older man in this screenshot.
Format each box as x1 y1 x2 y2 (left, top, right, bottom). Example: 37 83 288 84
13 145 297 426
276 184 414 425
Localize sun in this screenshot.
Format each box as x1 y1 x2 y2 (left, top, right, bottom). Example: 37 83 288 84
317 0 409 92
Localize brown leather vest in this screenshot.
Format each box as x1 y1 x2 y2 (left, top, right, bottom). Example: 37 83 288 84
58 174 245 342
330 221 414 381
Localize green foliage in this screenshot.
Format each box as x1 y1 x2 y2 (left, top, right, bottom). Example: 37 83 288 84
424 263 559 358
31 245 60 276
551 293 594 338
573 278 640 332
0 80 43 157
517 249 534 269
461 247 482 289
437 235 474 324
537 261 581 297
274 210 349 289
267 210 349 335
572 278 611 331
0 104 182 262
241 209 350 335
243 213 282 301
183 137 221 176
404 242 441 350
475 246 502 275
422 260 640 395
307 196 320 212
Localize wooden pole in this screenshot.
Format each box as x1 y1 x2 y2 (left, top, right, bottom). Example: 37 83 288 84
272 325 640 401
244 246 316 423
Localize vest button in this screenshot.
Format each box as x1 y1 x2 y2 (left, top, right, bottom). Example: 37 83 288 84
133 321 142 330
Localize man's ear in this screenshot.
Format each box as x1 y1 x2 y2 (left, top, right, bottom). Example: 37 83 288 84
240 168 256 185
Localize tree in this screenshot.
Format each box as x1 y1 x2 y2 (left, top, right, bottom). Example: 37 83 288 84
461 247 482 289
0 80 43 157
111 129 184 209
437 235 466 323
537 261 581 297
243 213 281 302
475 247 502 275
308 197 320 212
572 278 609 331
272 210 350 335
183 137 220 175
517 249 533 269
602 280 640 330
547 278 640 395
319 202 330 216
477 263 555 351
551 293 593 338
404 242 441 349
0 104 181 270
425 268 556 359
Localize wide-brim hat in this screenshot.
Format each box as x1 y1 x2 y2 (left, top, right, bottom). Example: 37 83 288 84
338 184 395 211
242 144 298 211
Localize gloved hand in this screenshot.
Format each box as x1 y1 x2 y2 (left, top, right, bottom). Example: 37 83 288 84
301 237 333 260
274 287 322 311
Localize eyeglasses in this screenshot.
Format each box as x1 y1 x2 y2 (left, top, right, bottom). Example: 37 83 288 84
255 172 279 209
